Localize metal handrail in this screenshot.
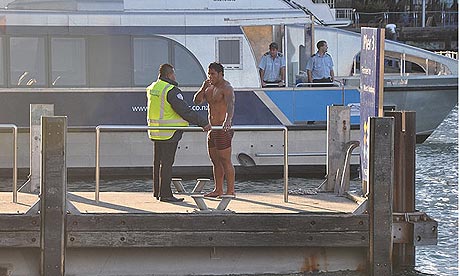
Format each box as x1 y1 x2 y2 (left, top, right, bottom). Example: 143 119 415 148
256 151 360 157
295 79 342 87
336 141 360 196
95 125 289 203
0 124 18 203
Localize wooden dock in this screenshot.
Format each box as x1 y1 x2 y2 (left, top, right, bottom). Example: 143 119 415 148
0 192 359 214
0 191 370 276
0 113 438 276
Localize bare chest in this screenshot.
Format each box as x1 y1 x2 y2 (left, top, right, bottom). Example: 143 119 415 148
205 87 225 104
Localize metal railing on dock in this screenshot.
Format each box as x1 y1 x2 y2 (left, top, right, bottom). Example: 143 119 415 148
0 124 18 203
95 125 289 203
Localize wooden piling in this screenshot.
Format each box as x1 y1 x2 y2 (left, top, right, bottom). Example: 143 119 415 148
30 104 54 193
385 111 416 268
40 116 67 276
368 117 394 275
326 105 351 191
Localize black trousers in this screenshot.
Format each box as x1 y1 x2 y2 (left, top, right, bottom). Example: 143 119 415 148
153 141 178 199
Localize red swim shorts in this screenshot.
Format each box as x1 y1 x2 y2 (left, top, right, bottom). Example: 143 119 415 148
207 129 234 150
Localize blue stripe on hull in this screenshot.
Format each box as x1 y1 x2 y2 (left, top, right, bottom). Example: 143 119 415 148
182 91 281 126
0 90 279 127
265 88 360 124
0 89 360 128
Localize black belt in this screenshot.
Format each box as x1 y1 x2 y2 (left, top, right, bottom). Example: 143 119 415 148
313 77 332 83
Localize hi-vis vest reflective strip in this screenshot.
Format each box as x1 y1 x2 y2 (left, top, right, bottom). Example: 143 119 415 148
146 80 188 140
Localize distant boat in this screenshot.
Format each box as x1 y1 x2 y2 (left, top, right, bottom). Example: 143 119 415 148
0 0 457 175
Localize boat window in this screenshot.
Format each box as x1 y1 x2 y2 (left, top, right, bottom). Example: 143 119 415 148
133 37 168 86
88 36 132 87
133 37 205 87
10 37 46 86
6 32 206 88
352 53 425 75
51 37 87 86
173 44 206 86
216 38 242 69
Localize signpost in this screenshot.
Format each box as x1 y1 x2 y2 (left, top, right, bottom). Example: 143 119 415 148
359 27 385 195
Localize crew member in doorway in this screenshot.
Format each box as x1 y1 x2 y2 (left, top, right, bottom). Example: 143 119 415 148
147 63 211 202
306 40 335 86
258 42 286 87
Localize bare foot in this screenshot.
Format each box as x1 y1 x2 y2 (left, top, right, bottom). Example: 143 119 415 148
204 191 222 198
221 192 235 198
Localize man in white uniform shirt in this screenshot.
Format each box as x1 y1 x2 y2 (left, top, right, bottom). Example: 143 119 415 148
306 40 334 87
258 42 286 87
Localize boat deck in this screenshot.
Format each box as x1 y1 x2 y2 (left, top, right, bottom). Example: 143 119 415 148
0 191 359 214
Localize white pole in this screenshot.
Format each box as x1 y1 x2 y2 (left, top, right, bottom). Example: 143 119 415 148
422 0 426 27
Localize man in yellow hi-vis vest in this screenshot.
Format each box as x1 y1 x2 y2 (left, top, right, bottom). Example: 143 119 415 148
147 64 211 202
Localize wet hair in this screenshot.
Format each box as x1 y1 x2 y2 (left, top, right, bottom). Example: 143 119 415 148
159 63 174 78
208 62 224 77
316 40 327 49
269 42 278 50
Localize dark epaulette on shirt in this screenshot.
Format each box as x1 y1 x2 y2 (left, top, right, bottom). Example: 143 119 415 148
277 52 283 57
311 54 316 57
263 52 270 56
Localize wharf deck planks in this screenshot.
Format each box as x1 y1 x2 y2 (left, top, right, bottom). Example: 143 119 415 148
0 192 369 248
0 191 358 214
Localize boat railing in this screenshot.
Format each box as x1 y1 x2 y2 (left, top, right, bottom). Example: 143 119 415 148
435 50 459 60
95 125 289 203
335 8 355 21
0 124 18 203
354 10 458 28
295 80 343 87
313 0 335 8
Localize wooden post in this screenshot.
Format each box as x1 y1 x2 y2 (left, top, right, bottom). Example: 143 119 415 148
325 105 351 191
385 111 416 268
30 104 54 193
40 116 67 276
368 117 394 275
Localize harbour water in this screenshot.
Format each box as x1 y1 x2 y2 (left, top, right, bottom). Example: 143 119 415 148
412 105 458 276
0 106 457 275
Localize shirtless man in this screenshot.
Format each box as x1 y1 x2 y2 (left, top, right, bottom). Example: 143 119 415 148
193 62 235 197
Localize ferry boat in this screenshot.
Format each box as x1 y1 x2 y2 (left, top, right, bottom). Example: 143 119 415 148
0 0 457 176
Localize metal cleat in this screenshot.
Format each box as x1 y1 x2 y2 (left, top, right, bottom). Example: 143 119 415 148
216 195 235 210
191 194 208 211
172 177 187 193
191 194 235 213
192 178 210 193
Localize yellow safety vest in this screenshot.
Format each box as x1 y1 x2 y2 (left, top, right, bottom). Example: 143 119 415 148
146 79 188 140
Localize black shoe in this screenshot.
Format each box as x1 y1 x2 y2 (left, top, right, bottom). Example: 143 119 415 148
153 194 159 200
160 196 184 202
